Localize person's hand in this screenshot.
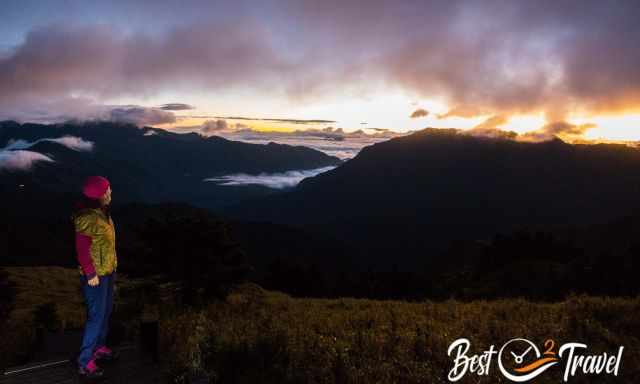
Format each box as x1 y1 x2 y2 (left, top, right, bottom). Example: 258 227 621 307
88 275 100 286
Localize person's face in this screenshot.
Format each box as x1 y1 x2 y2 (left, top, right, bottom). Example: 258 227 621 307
100 186 112 206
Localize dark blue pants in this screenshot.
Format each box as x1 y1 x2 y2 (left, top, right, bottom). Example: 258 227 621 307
77 272 115 368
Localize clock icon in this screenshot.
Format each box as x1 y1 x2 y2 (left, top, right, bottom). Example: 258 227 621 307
498 338 559 382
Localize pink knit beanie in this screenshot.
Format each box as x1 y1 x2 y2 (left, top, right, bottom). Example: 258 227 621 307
82 176 110 199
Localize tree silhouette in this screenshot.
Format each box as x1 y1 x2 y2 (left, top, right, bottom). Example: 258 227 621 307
136 211 252 305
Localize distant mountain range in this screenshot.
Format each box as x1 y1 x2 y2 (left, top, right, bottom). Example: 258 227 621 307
3 123 640 299
0 120 342 215
222 128 640 270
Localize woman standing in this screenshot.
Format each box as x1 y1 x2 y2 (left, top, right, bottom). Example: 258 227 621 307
72 176 119 378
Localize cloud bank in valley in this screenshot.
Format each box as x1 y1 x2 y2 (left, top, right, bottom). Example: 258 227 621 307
204 166 337 189
0 150 53 171
4 136 94 152
0 135 93 171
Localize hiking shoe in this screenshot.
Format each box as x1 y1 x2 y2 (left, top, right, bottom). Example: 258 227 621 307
78 359 104 378
93 345 120 362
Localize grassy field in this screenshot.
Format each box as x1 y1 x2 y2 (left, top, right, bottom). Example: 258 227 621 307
2 267 639 383
161 283 640 383
0 266 171 369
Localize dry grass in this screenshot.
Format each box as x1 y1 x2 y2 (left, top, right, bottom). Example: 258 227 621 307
0 266 157 368
161 283 640 383
6 266 87 328
3 268 638 383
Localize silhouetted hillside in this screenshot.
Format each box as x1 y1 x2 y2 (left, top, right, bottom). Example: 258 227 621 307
2 195 640 301
0 201 354 297
431 212 640 300
224 128 640 270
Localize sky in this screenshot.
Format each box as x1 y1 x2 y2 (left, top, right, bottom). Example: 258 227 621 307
1 0 640 144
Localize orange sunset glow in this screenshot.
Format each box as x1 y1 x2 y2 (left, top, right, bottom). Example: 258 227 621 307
1 1 639 146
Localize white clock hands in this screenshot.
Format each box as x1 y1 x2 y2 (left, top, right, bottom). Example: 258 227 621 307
512 346 533 364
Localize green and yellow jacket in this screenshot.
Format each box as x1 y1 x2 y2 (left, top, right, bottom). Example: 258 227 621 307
72 206 117 277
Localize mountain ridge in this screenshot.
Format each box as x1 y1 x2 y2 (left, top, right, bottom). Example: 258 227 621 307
222 127 640 269
0 120 342 212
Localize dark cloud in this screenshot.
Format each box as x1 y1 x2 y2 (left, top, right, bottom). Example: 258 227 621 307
410 108 429 118
378 1 640 118
2 1 640 124
201 119 229 133
160 103 194 111
109 106 176 126
0 96 109 123
0 22 288 120
286 1 640 118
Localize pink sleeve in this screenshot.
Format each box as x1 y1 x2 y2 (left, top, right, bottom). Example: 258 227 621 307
75 232 97 280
